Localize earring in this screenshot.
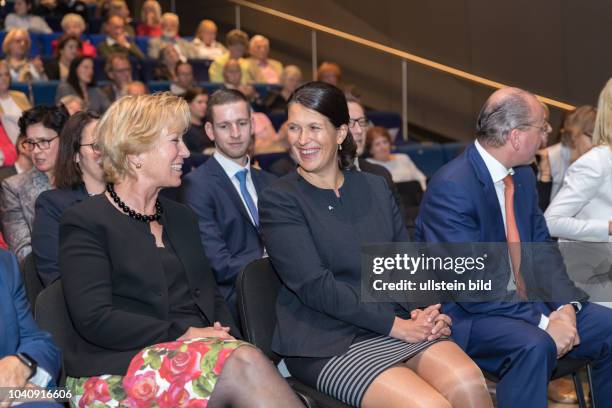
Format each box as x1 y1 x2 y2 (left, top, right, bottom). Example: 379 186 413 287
135 162 142 169
338 144 343 151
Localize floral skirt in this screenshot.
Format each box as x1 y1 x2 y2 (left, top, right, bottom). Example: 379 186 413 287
66 337 247 408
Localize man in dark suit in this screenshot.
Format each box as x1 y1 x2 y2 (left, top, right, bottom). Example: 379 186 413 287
180 89 275 321
96 16 144 60
415 87 612 407
0 249 61 406
100 53 132 103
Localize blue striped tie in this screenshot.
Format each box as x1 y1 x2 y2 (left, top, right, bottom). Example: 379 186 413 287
235 169 259 227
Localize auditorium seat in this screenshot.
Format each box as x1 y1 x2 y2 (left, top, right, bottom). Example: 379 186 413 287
237 259 351 408
134 36 149 55
395 144 446 178
189 59 212 82
32 81 59 105
87 33 106 48
199 82 222 94
148 81 170 93
367 111 402 142
39 33 61 56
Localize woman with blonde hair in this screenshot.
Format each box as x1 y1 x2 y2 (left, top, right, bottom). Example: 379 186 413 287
0 60 31 144
2 28 48 82
59 92 302 407
136 0 162 37
191 19 227 60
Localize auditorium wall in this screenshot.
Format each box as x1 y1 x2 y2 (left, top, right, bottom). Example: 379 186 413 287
171 0 611 141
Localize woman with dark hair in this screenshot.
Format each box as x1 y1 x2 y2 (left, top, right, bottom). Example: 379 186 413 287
181 87 213 154
0 105 69 264
259 82 491 407
32 111 104 286
55 57 111 114
44 34 81 81
153 44 181 81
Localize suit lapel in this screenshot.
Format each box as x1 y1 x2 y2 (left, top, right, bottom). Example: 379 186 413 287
209 157 258 230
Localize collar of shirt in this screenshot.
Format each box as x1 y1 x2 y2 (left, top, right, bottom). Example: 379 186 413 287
214 150 251 179
474 139 514 183
106 37 118 47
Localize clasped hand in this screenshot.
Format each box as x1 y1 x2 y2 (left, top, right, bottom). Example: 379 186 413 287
177 322 235 341
546 305 580 358
390 304 452 343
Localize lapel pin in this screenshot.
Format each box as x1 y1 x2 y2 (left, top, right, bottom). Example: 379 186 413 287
328 205 334 211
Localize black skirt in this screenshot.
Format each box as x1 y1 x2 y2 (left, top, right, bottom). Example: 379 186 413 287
285 332 447 407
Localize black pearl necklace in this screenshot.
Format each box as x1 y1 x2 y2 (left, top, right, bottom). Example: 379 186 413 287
106 183 163 223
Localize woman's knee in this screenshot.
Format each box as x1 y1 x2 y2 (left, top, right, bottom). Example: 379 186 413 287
223 345 271 375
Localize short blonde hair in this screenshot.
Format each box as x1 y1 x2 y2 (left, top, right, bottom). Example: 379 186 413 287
61 13 86 33
593 78 612 147
95 92 190 183
196 19 217 38
281 65 301 82
2 28 31 55
140 0 161 24
161 12 179 27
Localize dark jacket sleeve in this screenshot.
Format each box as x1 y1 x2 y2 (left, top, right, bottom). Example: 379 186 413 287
3 250 61 384
260 185 395 336
59 207 184 351
32 191 62 287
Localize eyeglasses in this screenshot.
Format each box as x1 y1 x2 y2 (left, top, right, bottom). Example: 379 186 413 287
519 122 551 135
80 142 101 153
21 136 58 151
349 117 369 129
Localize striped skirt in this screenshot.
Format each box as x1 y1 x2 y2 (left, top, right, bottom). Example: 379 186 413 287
316 335 446 407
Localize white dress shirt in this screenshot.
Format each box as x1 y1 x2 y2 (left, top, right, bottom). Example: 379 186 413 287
545 145 612 242
474 141 551 329
213 151 258 226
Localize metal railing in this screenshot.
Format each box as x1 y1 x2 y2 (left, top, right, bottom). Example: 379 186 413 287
228 0 576 140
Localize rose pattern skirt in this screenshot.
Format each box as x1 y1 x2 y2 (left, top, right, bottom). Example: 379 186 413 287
66 337 247 408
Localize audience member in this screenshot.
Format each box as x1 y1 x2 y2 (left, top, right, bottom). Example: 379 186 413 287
53 13 97 57
97 15 145 60
101 53 132 102
209 29 250 84
55 56 111 114
0 105 69 263
33 0 87 21
2 29 48 82
43 34 80 81
59 93 301 407
366 126 427 190
191 19 227 60
147 12 191 61
0 60 32 144
136 0 162 37
0 132 32 183
107 0 135 37
222 58 259 104
33 111 103 287
170 61 196 95
181 87 212 153
124 80 148 96
537 105 596 209
415 86 612 407
245 35 283 84
317 61 341 86
0 119 17 167
181 89 276 320
259 81 490 407
4 0 52 34
0 249 61 405
151 44 177 80
265 65 302 113
59 95 85 115
252 111 284 154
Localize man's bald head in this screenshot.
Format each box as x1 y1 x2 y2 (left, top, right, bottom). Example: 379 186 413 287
476 87 542 148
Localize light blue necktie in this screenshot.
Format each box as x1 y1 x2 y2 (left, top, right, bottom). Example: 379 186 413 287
235 169 259 227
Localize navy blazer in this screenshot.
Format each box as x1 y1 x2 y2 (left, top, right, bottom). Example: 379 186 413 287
0 249 61 385
32 186 89 287
415 143 586 348
180 156 276 313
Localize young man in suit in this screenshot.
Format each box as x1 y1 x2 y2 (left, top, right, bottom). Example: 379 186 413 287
180 89 275 321
415 87 612 407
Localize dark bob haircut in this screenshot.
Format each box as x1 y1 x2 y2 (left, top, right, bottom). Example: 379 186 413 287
54 110 100 189
18 104 70 138
288 81 356 170
67 56 96 99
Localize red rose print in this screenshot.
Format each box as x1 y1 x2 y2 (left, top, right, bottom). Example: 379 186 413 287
213 348 234 376
92 378 111 402
159 348 201 383
123 371 158 407
188 340 210 356
187 398 208 408
158 381 190 408
154 340 183 351
78 389 95 408
126 353 145 378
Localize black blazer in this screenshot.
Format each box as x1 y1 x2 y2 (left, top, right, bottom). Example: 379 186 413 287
359 157 405 216
32 185 88 287
259 170 415 358
59 194 238 377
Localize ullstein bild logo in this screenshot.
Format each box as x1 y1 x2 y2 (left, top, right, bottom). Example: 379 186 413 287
371 253 487 275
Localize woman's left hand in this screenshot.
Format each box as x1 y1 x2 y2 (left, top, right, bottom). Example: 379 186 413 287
428 314 452 341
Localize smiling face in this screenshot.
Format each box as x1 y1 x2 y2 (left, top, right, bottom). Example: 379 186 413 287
26 123 60 174
249 38 269 60
189 94 208 121
76 120 104 184
76 58 94 84
64 20 84 37
205 100 252 164
137 127 190 188
8 32 29 59
287 102 347 175
368 133 392 161
59 38 79 62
